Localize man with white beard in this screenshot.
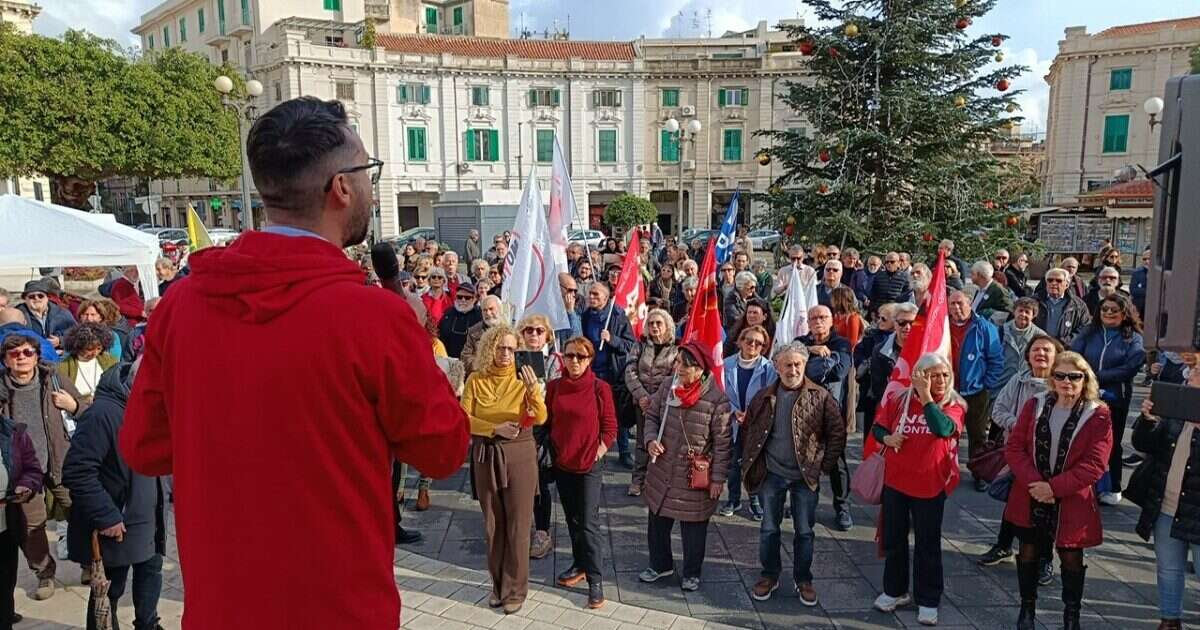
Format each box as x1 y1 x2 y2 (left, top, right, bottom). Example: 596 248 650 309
438 282 482 359
460 295 503 375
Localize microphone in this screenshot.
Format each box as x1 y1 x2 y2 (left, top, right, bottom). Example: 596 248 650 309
370 242 428 325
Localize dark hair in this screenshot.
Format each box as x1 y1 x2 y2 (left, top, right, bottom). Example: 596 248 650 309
1 334 40 359
247 97 355 216
1023 334 1064 364
1099 293 1143 336
63 323 114 357
563 336 596 358
1013 297 1040 316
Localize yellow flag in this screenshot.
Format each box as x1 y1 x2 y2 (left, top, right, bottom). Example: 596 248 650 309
186 204 213 252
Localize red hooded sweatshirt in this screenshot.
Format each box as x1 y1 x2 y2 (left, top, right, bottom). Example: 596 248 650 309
119 232 469 630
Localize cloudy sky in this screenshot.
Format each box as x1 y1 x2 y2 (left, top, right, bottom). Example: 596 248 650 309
33 0 1198 131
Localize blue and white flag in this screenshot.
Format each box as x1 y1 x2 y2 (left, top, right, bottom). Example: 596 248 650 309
713 190 739 265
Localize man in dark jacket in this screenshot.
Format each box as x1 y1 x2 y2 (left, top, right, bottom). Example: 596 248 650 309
969 261 1013 322
15 280 75 352
1084 266 1129 319
1130 247 1150 317
63 362 165 630
461 295 502 375
581 283 637 468
1034 268 1091 345
868 253 911 313
437 283 482 359
740 342 845 606
796 305 853 530
868 303 918 438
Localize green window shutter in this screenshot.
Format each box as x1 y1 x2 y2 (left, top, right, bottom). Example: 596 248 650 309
465 130 477 161
179 17 187 42
453 7 463 26
598 130 617 162
1102 115 1129 153
552 89 560 106
487 129 500 161
163 26 169 47
425 7 438 31
662 89 678 107
723 129 743 161
240 0 250 26
536 130 554 163
718 89 726 107
740 88 749 106
407 128 426 161
592 91 599 107
396 85 407 103
420 85 431 104
661 130 679 162
198 9 205 33
1109 68 1132 91
217 0 226 34
528 89 537 105
147 34 154 50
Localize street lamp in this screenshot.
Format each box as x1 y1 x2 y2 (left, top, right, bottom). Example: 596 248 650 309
664 116 702 235
1144 96 1164 130
215 75 264 230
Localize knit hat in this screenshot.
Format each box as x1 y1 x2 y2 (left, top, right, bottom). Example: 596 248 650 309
679 341 716 373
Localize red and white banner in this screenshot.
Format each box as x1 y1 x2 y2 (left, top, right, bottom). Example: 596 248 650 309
548 136 575 270
613 230 647 338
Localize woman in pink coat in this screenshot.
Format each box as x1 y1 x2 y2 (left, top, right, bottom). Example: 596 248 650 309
1004 350 1112 630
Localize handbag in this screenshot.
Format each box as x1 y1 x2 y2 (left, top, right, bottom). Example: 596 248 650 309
987 468 1014 502
678 405 711 490
967 439 1008 482
850 450 886 505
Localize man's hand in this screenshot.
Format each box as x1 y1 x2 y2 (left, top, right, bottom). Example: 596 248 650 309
48 335 60 349
12 486 32 503
600 330 612 343
51 390 78 414
1150 363 1163 376
808 345 831 359
99 522 126 542
1028 481 1054 504
735 411 746 425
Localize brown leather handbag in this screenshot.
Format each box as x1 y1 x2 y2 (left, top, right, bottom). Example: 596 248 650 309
680 416 711 490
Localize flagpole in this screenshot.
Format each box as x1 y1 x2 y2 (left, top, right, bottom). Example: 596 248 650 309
598 299 614 351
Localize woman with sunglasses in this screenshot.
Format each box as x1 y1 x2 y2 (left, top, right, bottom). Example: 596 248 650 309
719 325 776 520
0 340 42 628
516 314 562 560
1128 364 1200 630
487 266 504 297
461 325 546 615
1004 352 1111 630
624 309 679 497
545 337 616 609
421 269 453 328
1070 294 1145 505
639 342 732 592
724 298 776 359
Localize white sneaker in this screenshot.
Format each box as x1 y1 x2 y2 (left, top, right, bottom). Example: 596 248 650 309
918 606 938 626
873 592 912 612
1099 491 1122 506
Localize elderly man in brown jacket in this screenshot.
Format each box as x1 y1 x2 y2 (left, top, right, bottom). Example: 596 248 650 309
740 341 845 606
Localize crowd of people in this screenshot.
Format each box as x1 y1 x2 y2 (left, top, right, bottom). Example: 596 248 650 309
0 95 1189 630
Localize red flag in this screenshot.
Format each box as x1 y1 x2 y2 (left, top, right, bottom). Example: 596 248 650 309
683 238 726 391
613 231 648 338
863 250 951 456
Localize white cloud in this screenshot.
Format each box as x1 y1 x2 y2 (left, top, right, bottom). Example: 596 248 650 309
34 0 157 46
987 46 1053 134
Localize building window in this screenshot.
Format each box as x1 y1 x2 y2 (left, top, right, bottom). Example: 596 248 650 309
528 88 561 107
592 89 622 108
147 34 154 50
324 0 341 10
217 0 226 35
163 26 170 47
336 80 355 101
598 129 617 163
425 7 438 32
1102 114 1130 153
407 127 427 161
661 88 679 107
397 83 430 104
273 81 281 101
324 35 345 46
179 17 187 42
220 48 229 64
536 129 554 163
1109 68 1132 91
718 87 749 107
660 130 679 162
470 86 489 106
465 129 499 162
32 182 43 202
722 129 743 161
240 0 250 26
453 6 463 31
198 9 205 33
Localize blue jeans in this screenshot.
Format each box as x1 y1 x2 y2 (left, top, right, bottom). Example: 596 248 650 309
758 472 818 583
1154 512 1200 619
616 426 631 457
87 554 164 630
726 428 744 506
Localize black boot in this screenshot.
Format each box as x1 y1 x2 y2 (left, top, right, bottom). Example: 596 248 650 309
1060 566 1086 630
587 579 605 609
1016 560 1038 630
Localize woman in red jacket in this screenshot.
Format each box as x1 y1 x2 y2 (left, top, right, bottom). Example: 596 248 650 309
1004 351 1112 630
546 337 617 609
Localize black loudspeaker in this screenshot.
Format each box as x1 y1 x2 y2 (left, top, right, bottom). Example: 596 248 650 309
1145 74 1200 352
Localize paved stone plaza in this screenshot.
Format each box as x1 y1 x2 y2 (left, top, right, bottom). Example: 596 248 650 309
10 385 1196 629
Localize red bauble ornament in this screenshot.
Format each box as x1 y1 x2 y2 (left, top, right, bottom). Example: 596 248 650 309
818 149 831 163
784 225 795 237
799 40 815 56
991 35 1003 47
956 17 971 30
922 232 934 242
1006 215 1019 227
984 199 995 209
829 47 841 59
817 183 830 195
996 79 1010 92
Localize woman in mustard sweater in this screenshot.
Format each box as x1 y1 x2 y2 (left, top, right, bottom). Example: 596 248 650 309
461 324 547 615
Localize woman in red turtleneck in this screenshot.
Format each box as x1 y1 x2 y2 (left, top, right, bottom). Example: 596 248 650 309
545 336 617 609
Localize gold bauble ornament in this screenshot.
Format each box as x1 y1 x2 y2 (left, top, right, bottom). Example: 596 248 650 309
953 95 967 108
844 23 859 38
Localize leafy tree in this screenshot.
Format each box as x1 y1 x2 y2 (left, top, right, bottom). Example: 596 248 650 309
361 18 378 50
756 0 1035 260
603 193 657 230
0 25 241 208
1191 44 1199 74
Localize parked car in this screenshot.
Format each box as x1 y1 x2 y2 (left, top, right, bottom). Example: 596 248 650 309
683 229 720 248
568 229 606 249
156 228 189 248
748 229 781 250
383 226 437 250
208 229 240 246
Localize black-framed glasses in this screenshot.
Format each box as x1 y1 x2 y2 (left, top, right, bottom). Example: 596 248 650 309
324 157 384 192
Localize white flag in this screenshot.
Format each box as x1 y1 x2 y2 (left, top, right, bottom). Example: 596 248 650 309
773 265 819 354
502 169 570 331
548 136 576 270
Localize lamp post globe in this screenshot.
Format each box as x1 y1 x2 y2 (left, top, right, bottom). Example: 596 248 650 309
687 119 703 135
246 79 264 97
213 75 234 94
1143 96 1164 116
664 118 680 134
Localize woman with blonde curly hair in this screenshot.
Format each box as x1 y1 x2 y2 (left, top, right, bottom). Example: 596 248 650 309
461 325 547 615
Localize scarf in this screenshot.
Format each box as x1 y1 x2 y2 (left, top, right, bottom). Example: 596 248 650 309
672 376 706 408
1031 393 1086 535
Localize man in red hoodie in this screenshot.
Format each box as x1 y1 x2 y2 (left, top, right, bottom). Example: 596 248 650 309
119 97 470 630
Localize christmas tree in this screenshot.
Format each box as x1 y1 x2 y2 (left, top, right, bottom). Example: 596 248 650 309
758 0 1034 259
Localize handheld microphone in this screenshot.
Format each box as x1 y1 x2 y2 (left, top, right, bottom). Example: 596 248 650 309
370 242 428 324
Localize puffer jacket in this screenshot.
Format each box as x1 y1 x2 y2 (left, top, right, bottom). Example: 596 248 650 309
624 341 679 404
740 379 845 494
990 369 1050 432
1070 326 1146 405
997 321 1047 389
1129 414 1200 543
642 378 732 522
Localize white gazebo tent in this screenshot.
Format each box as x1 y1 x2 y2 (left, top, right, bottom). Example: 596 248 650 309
0 194 162 298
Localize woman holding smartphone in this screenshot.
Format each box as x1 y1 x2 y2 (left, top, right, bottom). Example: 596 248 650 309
1128 365 1200 630
516 314 562 560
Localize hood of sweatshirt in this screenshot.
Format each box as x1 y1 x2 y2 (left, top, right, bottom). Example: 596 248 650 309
185 232 365 324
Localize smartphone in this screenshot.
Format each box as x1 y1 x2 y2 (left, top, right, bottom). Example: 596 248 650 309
515 350 546 380
1150 382 1200 422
